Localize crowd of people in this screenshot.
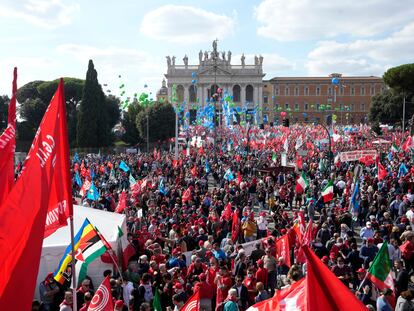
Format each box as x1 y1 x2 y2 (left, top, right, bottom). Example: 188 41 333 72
35 124 414 311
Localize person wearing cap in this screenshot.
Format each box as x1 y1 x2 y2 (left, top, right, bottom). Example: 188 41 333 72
194 273 214 311
243 267 258 306
114 300 124 311
187 257 207 283
215 266 233 307
360 221 375 240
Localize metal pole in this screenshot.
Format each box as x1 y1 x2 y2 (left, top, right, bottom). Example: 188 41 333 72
175 109 178 160
69 216 77 311
402 94 406 141
146 114 149 153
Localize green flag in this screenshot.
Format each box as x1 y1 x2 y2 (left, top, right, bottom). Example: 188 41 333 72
367 242 394 291
117 225 124 238
153 290 162 311
271 153 277 163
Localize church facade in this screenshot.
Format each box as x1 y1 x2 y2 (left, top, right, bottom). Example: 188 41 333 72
163 41 265 124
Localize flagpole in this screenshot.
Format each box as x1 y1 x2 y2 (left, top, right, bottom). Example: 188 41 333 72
69 215 78 311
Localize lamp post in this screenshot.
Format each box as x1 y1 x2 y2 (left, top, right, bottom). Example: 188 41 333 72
146 113 149 153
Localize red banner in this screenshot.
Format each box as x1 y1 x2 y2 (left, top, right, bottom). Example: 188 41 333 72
0 79 72 309
0 68 17 206
275 234 291 267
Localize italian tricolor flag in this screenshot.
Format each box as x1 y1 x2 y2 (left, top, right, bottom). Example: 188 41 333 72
391 143 399 153
367 242 394 291
321 180 334 202
271 153 277 163
296 172 309 194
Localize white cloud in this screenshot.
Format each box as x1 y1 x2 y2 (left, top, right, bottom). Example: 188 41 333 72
305 22 414 76
0 0 79 28
57 44 165 99
233 53 294 74
254 0 414 41
140 5 235 43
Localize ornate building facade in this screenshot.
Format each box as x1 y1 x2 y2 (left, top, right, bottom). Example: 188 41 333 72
159 42 384 125
163 41 265 124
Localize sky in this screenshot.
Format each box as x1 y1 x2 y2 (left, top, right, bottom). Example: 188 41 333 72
0 0 413 100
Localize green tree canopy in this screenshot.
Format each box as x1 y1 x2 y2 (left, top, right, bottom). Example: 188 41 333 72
369 90 408 125
136 102 175 143
383 63 414 94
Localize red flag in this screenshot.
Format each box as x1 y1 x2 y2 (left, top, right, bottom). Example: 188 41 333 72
0 68 17 206
302 245 367 311
296 155 303 170
191 166 197 177
199 145 205 155
402 136 413 152
80 179 92 197
231 209 240 243
180 290 199 311
275 234 291 267
122 243 136 270
182 187 192 203
296 219 314 264
115 190 127 213
221 203 232 221
378 162 387 181
247 278 306 310
237 171 242 185
87 276 114 311
0 79 73 309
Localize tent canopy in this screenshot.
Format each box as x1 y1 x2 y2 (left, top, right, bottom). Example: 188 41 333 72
36 205 127 299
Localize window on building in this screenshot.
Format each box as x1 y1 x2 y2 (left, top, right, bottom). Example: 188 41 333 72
295 87 299 96
350 103 354 111
285 87 290 96
316 87 321 95
361 102 365 111
340 86 344 95
304 102 308 110
285 102 289 109
246 85 254 102
361 87 365 96
264 96 268 104
275 87 279 95
295 102 299 110
316 103 320 110
232 85 241 102
305 87 309 95
351 87 355 96
328 87 332 95
263 114 268 124
370 86 375 95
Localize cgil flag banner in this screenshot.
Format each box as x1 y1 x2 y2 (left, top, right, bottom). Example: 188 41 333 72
0 79 73 309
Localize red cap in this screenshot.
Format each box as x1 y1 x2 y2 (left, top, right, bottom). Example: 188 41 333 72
115 300 124 308
356 268 366 273
256 259 264 266
322 256 329 262
198 240 204 246
329 252 336 259
367 237 374 243
174 283 183 289
199 273 206 281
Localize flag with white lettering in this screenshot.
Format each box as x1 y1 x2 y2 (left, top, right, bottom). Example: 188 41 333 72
0 79 73 309
0 68 17 206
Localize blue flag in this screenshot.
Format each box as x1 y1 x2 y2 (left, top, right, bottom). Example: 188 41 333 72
73 153 79 163
75 171 82 187
398 163 408 177
205 160 210 173
159 178 167 195
224 168 234 181
350 181 360 213
119 160 130 172
387 151 392 161
87 183 100 201
90 167 95 180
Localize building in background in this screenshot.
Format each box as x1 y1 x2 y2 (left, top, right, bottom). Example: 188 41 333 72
158 42 384 125
264 74 384 125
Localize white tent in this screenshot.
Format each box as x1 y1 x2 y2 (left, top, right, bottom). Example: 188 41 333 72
35 205 128 300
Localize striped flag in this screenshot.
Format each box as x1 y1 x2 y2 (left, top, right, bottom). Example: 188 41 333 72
321 181 334 202
367 242 394 292
295 172 309 194
54 218 109 287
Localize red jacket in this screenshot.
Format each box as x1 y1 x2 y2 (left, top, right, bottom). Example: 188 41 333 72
194 281 214 299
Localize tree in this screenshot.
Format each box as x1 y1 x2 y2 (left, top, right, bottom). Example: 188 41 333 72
105 95 121 131
77 60 111 147
16 80 44 103
0 95 10 132
383 63 414 94
369 90 407 125
136 102 175 143
122 99 143 144
19 97 48 135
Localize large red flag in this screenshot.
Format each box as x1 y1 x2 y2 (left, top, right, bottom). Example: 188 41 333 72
246 278 306 311
302 245 367 311
231 209 240 243
88 276 114 311
115 190 127 213
275 234 291 267
378 162 387 181
180 290 200 311
296 219 314 264
0 79 73 309
0 68 17 206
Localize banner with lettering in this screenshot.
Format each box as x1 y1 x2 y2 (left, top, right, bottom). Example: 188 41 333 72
339 150 377 162
275 234 291 267
0 79 72 309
